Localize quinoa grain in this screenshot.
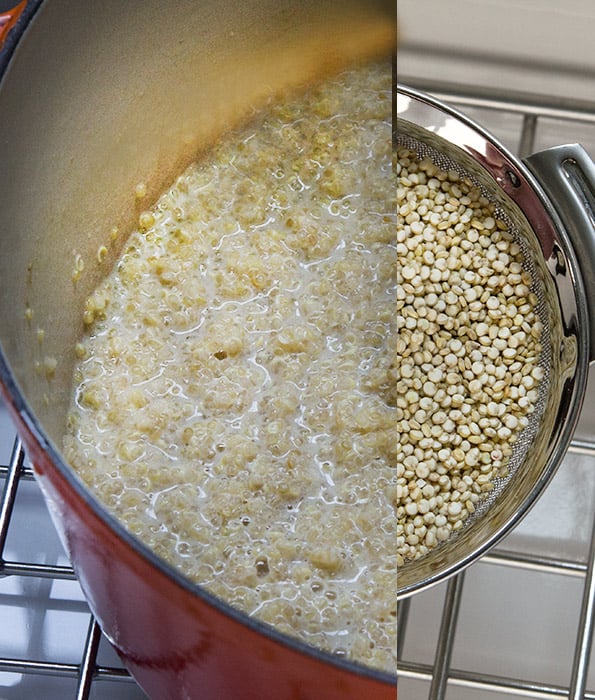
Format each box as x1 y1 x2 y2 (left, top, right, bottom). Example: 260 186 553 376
64 64 395 673
397 145 544 563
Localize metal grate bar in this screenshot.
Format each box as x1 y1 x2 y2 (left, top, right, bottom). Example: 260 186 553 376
77 620 104 699
568 438 595 456
399 659 591 699
0 433 136 697
0 656 134 684
428 572 465 700
398 75 595 124
0 560 76 579
397 596 411 661
0 463 38 480
0 657 85 677
518 114 538 158
0 437 25 560
483 549 588 576
569 511 595 699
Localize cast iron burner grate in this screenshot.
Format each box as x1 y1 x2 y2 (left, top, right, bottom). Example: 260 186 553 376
0 419 144 699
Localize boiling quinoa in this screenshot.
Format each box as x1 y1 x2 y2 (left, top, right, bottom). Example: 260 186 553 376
63 63 396 672
396 145 544 564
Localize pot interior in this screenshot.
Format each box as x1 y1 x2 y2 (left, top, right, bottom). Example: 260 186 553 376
0 0 396 447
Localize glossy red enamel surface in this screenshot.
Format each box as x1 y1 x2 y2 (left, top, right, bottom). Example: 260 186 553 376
8 401 395 700
0 1 26 49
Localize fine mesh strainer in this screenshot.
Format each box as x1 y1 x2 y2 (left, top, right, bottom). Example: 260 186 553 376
397 85 595 598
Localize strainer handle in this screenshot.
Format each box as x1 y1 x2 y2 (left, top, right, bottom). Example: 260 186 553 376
525 143 595 364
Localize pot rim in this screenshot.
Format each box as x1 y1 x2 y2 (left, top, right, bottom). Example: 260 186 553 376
0 2 395 684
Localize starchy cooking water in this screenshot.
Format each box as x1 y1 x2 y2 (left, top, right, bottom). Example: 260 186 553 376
63 62 395 672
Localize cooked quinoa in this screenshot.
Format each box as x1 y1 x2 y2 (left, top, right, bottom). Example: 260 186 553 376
63 63 396 673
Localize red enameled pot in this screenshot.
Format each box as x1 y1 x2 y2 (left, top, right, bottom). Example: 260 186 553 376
0 1 397 698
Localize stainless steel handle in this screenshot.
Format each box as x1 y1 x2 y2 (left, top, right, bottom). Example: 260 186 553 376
525 144 595 364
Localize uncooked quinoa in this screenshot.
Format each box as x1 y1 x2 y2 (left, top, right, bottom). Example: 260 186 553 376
63 63 396 672
396 145 544 565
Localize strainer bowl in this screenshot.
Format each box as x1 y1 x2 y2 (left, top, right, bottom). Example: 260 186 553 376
397 85 595 598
